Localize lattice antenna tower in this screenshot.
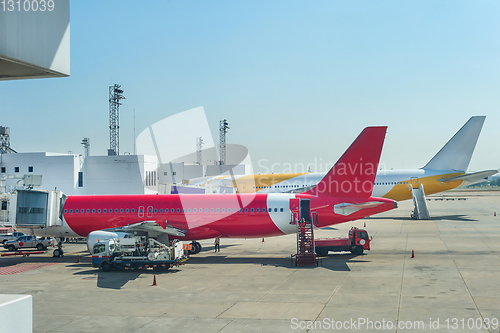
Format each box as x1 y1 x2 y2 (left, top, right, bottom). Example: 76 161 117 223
196 137 203 165
81 137 90 157
108 84 125 156
219 119 229 165
0 127 15 154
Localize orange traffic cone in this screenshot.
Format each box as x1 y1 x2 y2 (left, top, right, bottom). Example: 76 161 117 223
411 250 415 258
76 255 80 263
152 275 158 286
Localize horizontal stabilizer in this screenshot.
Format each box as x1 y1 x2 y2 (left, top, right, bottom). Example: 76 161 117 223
107 221 185 237
438 170 499 184
334 201 391 216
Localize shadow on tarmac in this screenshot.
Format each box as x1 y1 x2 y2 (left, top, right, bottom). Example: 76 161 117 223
198 244 240 252
71 260 183 290
369 214 477 222
186 252 369 272
0 251 70 268
319 226 339 230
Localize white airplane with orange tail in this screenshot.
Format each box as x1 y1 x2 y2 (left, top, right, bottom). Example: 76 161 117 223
191 116 497 219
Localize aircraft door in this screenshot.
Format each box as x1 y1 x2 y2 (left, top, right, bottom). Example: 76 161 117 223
237 182 246 193
138 206 144 218
147 206 153 218
300 199 311 222
411 177 419 189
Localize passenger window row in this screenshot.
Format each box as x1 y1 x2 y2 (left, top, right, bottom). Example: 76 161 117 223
255 185 305 189
375 181 409 185
64 207 286 214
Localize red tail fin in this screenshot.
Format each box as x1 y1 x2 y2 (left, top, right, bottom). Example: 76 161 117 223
304 126 387 198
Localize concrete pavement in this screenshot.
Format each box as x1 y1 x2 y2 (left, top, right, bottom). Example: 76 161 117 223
1 191 499 332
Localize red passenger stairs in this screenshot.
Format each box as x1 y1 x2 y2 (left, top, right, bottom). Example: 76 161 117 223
296 218 316 265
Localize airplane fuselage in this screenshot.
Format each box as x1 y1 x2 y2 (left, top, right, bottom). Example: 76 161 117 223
33 193 395 240
193 169 464 201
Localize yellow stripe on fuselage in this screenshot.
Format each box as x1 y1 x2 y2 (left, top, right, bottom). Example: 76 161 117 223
231 171 465 199
381 172 464 201
232 173 307 193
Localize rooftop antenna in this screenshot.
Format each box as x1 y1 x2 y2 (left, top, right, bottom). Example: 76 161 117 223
0 127 17 153
219 119 229 165
133 109 136 155
196 137 203 165
81 137 90 157
108 84 125 156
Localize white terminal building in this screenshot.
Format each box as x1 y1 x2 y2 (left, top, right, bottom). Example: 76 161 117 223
0 151 247 226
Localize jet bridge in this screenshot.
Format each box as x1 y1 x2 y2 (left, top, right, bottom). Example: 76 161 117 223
15 190 65 228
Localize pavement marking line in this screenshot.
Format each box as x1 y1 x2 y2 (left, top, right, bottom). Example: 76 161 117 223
395 232 409 333
440 233 491 333
313 266 351 322
217 318 234 332
471 223 491 241
216 260 297 319
254 267 297 303
399 215 405 234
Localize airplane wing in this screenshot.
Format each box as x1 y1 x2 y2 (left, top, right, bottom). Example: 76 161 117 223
334 201 393 216
438 170 498 184
105 221 185 237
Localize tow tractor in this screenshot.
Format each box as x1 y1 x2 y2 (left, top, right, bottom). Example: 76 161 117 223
315 227 370 256
91 233 188 272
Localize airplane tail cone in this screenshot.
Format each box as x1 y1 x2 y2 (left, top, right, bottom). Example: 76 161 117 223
411 250 415 258
76 255 80 264
152 275 158 286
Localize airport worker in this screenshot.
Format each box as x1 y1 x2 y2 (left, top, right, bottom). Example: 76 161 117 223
214 237 220 252
300 218 306 230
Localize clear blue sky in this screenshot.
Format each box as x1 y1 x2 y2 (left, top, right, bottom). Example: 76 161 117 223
2 0 499 173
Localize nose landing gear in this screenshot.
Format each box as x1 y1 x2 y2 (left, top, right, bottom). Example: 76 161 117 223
53 237 65 257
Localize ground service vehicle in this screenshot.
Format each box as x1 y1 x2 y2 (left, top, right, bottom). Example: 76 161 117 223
3 235 54 251
91 233 187 272
0 231 26 244
315 228 370 256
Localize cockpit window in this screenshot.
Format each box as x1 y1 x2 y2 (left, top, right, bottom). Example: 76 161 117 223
59 194 67 220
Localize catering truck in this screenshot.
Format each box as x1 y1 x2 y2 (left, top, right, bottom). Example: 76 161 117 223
315 227 370 256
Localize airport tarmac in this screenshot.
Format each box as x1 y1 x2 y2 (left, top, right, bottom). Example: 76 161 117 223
1 190 499 333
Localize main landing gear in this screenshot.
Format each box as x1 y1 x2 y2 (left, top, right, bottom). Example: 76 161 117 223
53 237 65 257
189 241 202 255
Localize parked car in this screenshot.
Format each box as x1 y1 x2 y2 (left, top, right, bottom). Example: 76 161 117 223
0 231 26 244
3 235 54 252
